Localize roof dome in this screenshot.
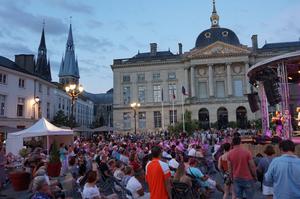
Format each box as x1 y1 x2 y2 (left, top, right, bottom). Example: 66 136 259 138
195 0 240 49
195 27 240 48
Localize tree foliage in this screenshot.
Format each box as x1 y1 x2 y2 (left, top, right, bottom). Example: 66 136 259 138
168 110 199 135
52 110 69 127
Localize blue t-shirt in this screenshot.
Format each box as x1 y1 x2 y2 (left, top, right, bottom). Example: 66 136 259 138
265 154 300 199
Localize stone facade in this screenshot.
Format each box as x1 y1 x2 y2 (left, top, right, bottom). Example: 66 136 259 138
111 3 300 133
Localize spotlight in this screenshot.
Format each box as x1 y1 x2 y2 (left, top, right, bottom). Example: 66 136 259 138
298 70 300 74
288 77 293 80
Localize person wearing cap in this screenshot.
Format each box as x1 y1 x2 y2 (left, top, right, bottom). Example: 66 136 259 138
31 176 54 199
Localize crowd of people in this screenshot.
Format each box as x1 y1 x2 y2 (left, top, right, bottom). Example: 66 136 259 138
1 129 300 199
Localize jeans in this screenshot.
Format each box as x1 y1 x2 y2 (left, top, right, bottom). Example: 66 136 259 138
233 178 255 199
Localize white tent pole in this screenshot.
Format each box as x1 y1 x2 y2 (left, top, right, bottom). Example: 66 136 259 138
47 135 49 154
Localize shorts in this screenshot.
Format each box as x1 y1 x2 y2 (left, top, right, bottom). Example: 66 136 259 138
262 185 273 196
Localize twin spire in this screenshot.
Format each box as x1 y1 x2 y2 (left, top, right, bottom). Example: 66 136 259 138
210 0 220 28
36 21 80 84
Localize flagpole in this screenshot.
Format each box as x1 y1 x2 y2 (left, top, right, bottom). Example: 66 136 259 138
182 92 185 132
161 89 165 130
161 101 164 130
172 98 175 126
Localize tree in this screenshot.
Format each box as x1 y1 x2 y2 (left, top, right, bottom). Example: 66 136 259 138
52 110 69 127
168 110 199 135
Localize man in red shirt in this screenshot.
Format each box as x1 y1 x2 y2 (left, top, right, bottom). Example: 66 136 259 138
145 146 172 199
228 136 257 199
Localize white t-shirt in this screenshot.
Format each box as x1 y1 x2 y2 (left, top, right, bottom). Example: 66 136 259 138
188 148 196 157
126 176 143 199
168 158 179 169
82 184 101 199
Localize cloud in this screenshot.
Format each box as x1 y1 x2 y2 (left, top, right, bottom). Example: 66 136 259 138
113 20 127 31
76 35 114 52
0 42 34 57
86 20 103 29
48 0 94 14
0 3 66 36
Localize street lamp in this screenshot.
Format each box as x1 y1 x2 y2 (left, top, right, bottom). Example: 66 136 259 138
65 84 84 129
130 102 140 134
33 96 40 119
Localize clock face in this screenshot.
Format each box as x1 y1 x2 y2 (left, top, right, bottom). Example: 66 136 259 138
213 20 218 25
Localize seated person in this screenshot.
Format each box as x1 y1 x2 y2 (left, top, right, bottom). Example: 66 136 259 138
82 170 118 199
186 158 223 193
121 166 133 187
31 176 54 199
173 163 192 188
126 168 150 199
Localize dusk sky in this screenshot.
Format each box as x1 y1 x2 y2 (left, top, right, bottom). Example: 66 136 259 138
0 0 300 93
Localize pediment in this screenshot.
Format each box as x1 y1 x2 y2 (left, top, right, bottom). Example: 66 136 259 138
187 41 250 59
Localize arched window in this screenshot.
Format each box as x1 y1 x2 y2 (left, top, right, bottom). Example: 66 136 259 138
236 106 247 129
217 107 228 129
198 108 210 130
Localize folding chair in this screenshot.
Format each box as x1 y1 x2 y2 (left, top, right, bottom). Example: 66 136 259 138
172 182 194 199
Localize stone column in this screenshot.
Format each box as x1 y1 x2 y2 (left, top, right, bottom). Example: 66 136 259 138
190 66 195 97
226 63 232 96
245 62 251 94
184 68 189 94
208 64 214 97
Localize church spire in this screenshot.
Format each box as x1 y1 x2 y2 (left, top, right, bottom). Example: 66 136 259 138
36 22 51 81
59 22 80 85
210 0 220 28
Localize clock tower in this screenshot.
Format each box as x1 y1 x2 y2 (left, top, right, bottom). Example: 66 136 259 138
210 0 220 28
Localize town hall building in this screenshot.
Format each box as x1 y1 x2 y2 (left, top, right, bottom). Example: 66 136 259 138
111 1 300 132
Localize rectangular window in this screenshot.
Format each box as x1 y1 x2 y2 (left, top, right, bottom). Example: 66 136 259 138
0 94 5 116
137 73 145 82
47 87 50 95
154 111 162 128
138 86 146 103
216 81 225 98
168 83 177 101
153 85 161 102
47 103 50 119
123 86 131 104
123 75 130 83
62 98 65 110
123 112 131 129
18 78 25 88
17 97 25 117
169 110 177 124
233 79 243 97
168 72 176 80
153 72 160 81
58 98 61 109
198 82 208 99
138 112 146 129
39 83 42 93
0 73 7 84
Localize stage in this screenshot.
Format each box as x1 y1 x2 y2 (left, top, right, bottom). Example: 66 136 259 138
292 136 300 144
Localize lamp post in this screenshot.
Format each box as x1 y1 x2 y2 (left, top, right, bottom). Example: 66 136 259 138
130 102 140 134
65 84 83 129
34 96 40 119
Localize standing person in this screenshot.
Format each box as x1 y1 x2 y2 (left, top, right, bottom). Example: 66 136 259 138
59 143 68 176
265 140 300 199
145 146 172 199
218 143 236 199
257 145 275 199
228 136 257 199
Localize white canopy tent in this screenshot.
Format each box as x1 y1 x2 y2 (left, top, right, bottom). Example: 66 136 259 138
6 118 73 155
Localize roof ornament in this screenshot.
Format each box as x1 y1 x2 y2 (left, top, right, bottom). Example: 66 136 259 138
210 0 220 28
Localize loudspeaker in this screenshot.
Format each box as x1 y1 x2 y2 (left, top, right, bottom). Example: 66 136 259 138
247 93 259 112
263 80 281 106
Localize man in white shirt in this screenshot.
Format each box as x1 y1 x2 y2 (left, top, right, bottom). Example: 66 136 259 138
126 168 150 199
